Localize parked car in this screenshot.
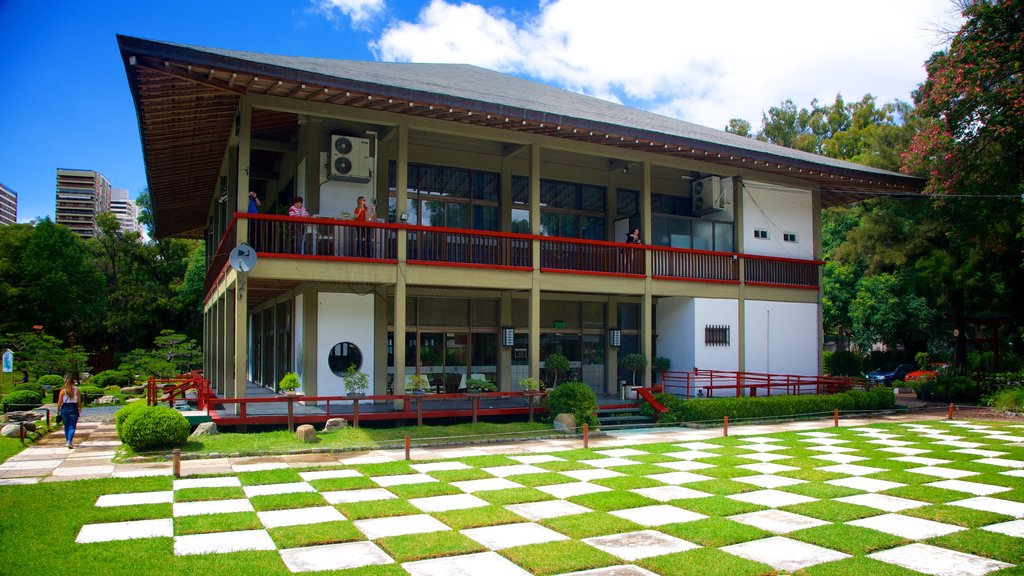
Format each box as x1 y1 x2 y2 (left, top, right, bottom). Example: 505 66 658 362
905 370 939 382
865 363 915 385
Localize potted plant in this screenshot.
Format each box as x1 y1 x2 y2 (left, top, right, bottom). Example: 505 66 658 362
342 365 369 397
466 378 496 394
278 372 301 395
518 376 541 393
652 356 671 389
620 353 648 387
544 353 570 387
407 374 430 395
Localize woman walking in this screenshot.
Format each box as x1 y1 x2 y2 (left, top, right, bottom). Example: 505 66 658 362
56 377 82 449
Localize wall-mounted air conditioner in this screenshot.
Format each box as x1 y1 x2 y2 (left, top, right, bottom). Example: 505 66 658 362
329 135 372 183
692 176 731 214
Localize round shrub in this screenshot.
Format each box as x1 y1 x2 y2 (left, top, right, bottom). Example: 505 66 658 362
15 382 45 398
871 385 896 409
115 401 150 439
103 385 122 395
2 389 42 410
92 370 132 389
78 385 104 403
37 375 64 389
845 390 869 411
545 380 599 428
120 405 190 451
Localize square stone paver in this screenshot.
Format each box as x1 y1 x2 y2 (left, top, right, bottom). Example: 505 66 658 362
537 481 612 499
483 464 550 477
298 469 362 481
409 493 490 513
510 455 565 464
736 463 798 474
729 510 829 533
811 453 867 464
827 476 905 493
834 493 929 512
974 458 1024 469
660 450 722 461
354 514 451 539
51 464 115 477
798 431 837 437
95 491 173 507
645 471 714 485
720 536 849 571
936 441 984 449
949 497 1024 518
906 466 980 480
807 445 859 454
848 513 964 539
410 461 471 473
462 522 569 550
672 442 722 451
631 486 712 502
982 520 1024 538
174 529 276 556
738 437 784 443
815 464 886 476
735 475 805 489
452 478 523 493
583 530 700 561
579 457 642 468
925 480 1011 496
598 448 649 457
555 566 659 576
173 499 254 517
562 468 624 481
610 505 706 526
372 473 438 487
279 541 393 572
737 452 790 463
890 456 951 466
242 481 315 497
800 438 849 446
869 543 1012 576
231 462 289 473
655 460 715 472
257 506 346 528
727 489 817 508
403 551 532 576
76 519 173 543
321 488 397 504
505 500 592 521
878 447 932 456
739 443 789 453
953 449 1007 458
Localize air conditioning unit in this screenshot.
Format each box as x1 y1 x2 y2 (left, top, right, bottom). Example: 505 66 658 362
692 176 730 214
329 135 373 183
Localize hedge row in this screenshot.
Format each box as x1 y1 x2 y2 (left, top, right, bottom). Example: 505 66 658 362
647 386 896 424
115 403 190 451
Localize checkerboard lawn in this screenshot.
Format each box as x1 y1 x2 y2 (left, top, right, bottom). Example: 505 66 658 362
2 420 1023 576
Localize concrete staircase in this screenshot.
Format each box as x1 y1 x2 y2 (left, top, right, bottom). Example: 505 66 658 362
596 406 656 430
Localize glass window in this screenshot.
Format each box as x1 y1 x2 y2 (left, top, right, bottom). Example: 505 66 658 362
511 299 528 328
581 303 605 329
473 172 499 200
470 299 497 327
447 202 469 228
471 332 497 371
618 303 639 330
582 216 604 240
581 185 606 212
444 168 471 198
617 189 638 217
512 176 529 205
692 220 713 251
420 199 444 227
328 342 363 376
419 298 468 326
472 205 498 231
670 218 693 249
542 301 580 329
715 222 734 252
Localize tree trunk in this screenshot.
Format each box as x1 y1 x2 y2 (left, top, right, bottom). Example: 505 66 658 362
951 289 968 375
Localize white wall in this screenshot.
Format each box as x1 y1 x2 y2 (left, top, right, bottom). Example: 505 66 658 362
744 300 818 377
316 292 375 397
693 298 739 372
318 152 375 219
742 181 813 260
294 293 304 385
656 297 738 373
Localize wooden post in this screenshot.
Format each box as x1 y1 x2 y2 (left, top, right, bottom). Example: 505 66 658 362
416 397 423 426
471 396 479 424
172 448 181 478
404 435 411 460
834 408 839 427
947 403 955 420
287 397 294 432
353 399 360 428
583 422 589 449
527 394 535 423
723 415 729 437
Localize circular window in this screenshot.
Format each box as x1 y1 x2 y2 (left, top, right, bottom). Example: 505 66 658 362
328 342 363 377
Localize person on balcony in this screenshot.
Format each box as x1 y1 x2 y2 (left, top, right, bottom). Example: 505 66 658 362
624 227 642 272
625 228 642 244
352 196 370 257
247 191 262 250
289 197 311 253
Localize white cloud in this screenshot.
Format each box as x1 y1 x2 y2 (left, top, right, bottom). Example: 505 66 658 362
315 0 387 29
371 0 961 131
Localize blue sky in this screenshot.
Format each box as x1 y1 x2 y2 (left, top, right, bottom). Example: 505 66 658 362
0 0 958 223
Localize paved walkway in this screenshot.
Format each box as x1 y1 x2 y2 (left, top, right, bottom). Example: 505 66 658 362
0 406 953 485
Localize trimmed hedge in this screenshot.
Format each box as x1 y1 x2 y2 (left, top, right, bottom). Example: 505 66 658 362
648 386 896 424
119 404 190 451
14 382 45 398
2 389 42 410
78 385 104 403
115 401 150 439
916 375 979 403
545 380 599 428
92 370 133 388
37 375 64 389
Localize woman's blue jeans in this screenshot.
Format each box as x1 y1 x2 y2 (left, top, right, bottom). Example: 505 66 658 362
60 404 79 445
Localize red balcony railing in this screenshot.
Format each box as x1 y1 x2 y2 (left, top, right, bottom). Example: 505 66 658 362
204 213 822 296
743 254 821 289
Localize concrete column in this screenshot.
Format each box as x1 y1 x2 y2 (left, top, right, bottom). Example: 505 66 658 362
499 292 512 391
605 297 619 396
224 289 236 401
234 278 248 401
235 99 252 247
500 155 513 232
302 286 318 396
373 290 387 395
640 161 653 387
812 188 823 375
302 117 323 214
528 143 541 381
735 180 746 373
393 123 409 403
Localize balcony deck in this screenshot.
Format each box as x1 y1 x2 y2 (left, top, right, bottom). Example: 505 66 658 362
206 213 821 298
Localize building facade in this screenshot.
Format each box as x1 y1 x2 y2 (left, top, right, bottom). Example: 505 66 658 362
0 182 17 226
118 36 924 402
110 188 140 234
55 168 111 239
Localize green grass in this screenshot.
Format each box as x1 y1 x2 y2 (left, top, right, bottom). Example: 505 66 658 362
802 556 926 576
505 472 574 486
384 481 461 499
657 517 770 547
540 511 642 538
567 490 657 511
431 505 525 529
475 487 553 505
266 520 363 548
427 468 494 482
673 495 764 516
638 547 773 576
333 498 418 520
790 523 907 554
249 492 327 511
501 540 618 575
307 476 376 491
377 530 485 562
117 421 554 459
235 469 302 485
929 529 1024 564
781 499 880 522
901 503 1013 527
173 512 261 535
174 486 246 502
